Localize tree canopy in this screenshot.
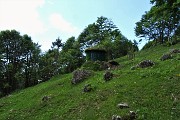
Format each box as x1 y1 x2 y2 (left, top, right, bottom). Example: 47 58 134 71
135 0 180 44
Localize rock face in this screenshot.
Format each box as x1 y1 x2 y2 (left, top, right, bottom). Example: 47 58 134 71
160 54 172 61
137 60 155 68
71 70 92 84
104 71 113 81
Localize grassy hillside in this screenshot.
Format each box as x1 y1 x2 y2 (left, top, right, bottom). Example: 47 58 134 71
0 44 179 120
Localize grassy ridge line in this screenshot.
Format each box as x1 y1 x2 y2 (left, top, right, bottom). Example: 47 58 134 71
0 44 180 120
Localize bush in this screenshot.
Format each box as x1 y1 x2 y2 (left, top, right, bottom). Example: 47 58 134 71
82 61 108 71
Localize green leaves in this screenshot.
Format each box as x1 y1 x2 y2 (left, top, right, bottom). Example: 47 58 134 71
135 0 180 44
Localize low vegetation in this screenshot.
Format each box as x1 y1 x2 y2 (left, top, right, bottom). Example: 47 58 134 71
0 44 179 120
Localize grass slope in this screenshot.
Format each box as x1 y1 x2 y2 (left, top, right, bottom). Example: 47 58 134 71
0 44 180 120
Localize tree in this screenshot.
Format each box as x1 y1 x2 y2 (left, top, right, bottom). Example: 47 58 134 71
135 0 180 44
60 37 84 73
77 16 138 60
0 30 41 96
77 16 117 51
52 37 63 51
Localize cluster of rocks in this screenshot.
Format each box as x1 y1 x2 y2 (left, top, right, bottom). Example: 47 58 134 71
104 71 114 81
71 69 92 84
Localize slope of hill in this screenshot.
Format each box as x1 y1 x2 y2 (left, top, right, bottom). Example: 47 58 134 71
0 44 179 120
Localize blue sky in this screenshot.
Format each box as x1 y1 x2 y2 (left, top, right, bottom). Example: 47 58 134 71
0 0 152 51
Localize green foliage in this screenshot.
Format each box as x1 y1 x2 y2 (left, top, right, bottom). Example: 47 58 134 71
0 30 41 96
81 61 106 71
135 0 180 44
78 16 137 60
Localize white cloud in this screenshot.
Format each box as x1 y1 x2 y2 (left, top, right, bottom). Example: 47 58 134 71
0 0 46 35
49 13 79 35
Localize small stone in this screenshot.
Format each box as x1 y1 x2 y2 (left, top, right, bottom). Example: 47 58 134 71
42 95 50 102
104 71 113 81
130 66 136 70
116 116 122 120
160 54 172 61
129 111 137 119
112 115 122 120
83 84 92 92
117 103 129 109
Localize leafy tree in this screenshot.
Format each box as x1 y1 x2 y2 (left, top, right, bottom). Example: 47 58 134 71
135 0 180 44
52 37 63 51
0 30 41 96
77 16 137 60
77 16 117 51
60 37 84 73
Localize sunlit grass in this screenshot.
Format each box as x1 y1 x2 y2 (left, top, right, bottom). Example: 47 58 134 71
0 44 179 120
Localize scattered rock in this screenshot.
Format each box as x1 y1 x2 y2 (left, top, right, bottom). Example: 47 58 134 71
137 60 155 68
130 66 136 70
42 95 50 102
83 84 92 92
112 115 122 120
169 49 180 54
104 71 113 81
129 111 137 120
71 69 92 84
108 60 119 69
117 103 129 109
160 54 172 61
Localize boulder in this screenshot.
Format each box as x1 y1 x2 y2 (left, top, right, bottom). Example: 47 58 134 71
71 69 92 84
137 60 154 68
